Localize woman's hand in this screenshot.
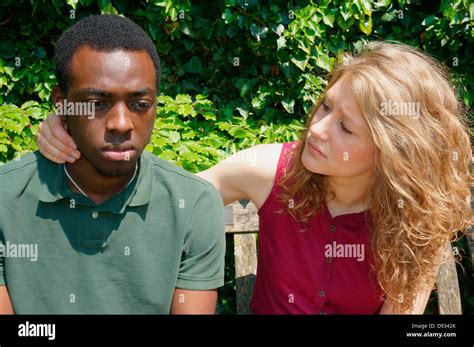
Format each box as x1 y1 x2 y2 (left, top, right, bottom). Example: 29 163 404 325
36 114 81 163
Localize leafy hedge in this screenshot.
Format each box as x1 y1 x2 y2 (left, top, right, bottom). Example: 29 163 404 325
0 0 472 314
1 0 473 164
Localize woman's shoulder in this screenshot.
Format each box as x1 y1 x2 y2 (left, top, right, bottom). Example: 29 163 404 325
251 141 299 176
253 142 284 158
249 143 283 175
243 142 296 208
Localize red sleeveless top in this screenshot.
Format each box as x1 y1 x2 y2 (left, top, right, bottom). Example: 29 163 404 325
251 142 384 314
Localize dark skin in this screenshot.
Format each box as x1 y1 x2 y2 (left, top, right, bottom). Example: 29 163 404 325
52 46 157 205
36 46 218 314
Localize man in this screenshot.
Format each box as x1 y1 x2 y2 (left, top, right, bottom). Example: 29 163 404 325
0 15 225 314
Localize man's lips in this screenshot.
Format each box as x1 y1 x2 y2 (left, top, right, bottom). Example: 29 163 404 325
102 145 136 161
307 141 326 158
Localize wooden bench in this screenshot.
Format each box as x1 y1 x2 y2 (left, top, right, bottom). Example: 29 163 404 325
224 200 470 315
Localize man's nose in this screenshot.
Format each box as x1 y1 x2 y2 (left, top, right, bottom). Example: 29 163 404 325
105 103 134 134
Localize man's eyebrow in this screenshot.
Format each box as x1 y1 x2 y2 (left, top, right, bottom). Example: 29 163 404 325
76 88 112 97
75 88 154 98
129 88 153 97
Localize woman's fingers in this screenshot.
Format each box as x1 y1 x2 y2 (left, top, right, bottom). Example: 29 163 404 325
47 114 77 151
37 115 81 163
37 131 74 163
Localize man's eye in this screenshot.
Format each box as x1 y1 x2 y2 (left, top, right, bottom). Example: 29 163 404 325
132 102 151 111
90 101 106 109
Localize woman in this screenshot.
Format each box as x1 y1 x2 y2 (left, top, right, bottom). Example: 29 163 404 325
36 42 472 314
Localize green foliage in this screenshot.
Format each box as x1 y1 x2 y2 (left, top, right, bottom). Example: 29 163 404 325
0 0 472 314
0 95 303 167
1 0 473 127
150 93 302 173
0 101 49 162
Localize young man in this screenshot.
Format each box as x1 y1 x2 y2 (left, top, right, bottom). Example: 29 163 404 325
0 15 225 314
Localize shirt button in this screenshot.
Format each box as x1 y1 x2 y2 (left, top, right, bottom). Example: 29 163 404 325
325 256 332 263
91 211 99 219
319 290 325 297
320 310 326 315
329 224 336 232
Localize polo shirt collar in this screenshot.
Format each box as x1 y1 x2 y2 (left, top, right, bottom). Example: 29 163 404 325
128 151 153 207
39 151 153 211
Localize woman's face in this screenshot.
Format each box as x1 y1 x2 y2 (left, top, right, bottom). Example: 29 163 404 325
302 76 377 178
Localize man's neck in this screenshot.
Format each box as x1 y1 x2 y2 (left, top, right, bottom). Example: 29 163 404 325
65 158 136 205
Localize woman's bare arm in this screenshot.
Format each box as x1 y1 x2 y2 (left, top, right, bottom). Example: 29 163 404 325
197 144 282 207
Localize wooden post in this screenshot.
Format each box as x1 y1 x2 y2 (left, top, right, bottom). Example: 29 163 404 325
470 184 474 265
436 244 462 314
469 155 473 265
234 234 257 314
225 201 259 314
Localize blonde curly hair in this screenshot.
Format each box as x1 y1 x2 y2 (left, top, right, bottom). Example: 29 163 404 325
279 41 472 313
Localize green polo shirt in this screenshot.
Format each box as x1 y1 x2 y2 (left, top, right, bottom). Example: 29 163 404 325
0 150 225 313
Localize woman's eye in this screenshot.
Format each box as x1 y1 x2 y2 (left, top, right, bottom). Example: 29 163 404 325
322 102 330 112
340 121 352 134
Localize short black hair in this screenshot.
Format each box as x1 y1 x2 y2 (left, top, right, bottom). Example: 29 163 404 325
54 15 161 92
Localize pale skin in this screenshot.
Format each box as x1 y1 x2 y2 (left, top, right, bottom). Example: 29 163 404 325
24 77 438 314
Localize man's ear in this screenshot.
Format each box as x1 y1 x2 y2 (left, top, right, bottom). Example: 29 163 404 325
52 85 67 123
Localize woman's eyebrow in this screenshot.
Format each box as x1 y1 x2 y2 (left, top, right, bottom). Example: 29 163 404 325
325 93 364 131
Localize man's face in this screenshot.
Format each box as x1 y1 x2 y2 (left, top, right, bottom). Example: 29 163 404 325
56 46 157 176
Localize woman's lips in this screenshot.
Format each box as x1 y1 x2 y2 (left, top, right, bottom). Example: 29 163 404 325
307 141 326 158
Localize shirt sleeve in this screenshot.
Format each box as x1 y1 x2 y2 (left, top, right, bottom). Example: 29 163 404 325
176 183 225 290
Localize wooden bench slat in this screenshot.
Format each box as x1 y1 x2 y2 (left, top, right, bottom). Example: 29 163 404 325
224 201 259 234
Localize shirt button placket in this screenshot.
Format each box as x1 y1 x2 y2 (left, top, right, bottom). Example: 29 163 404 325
326 224 336 263
320 223 336 312
82 210 108 250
